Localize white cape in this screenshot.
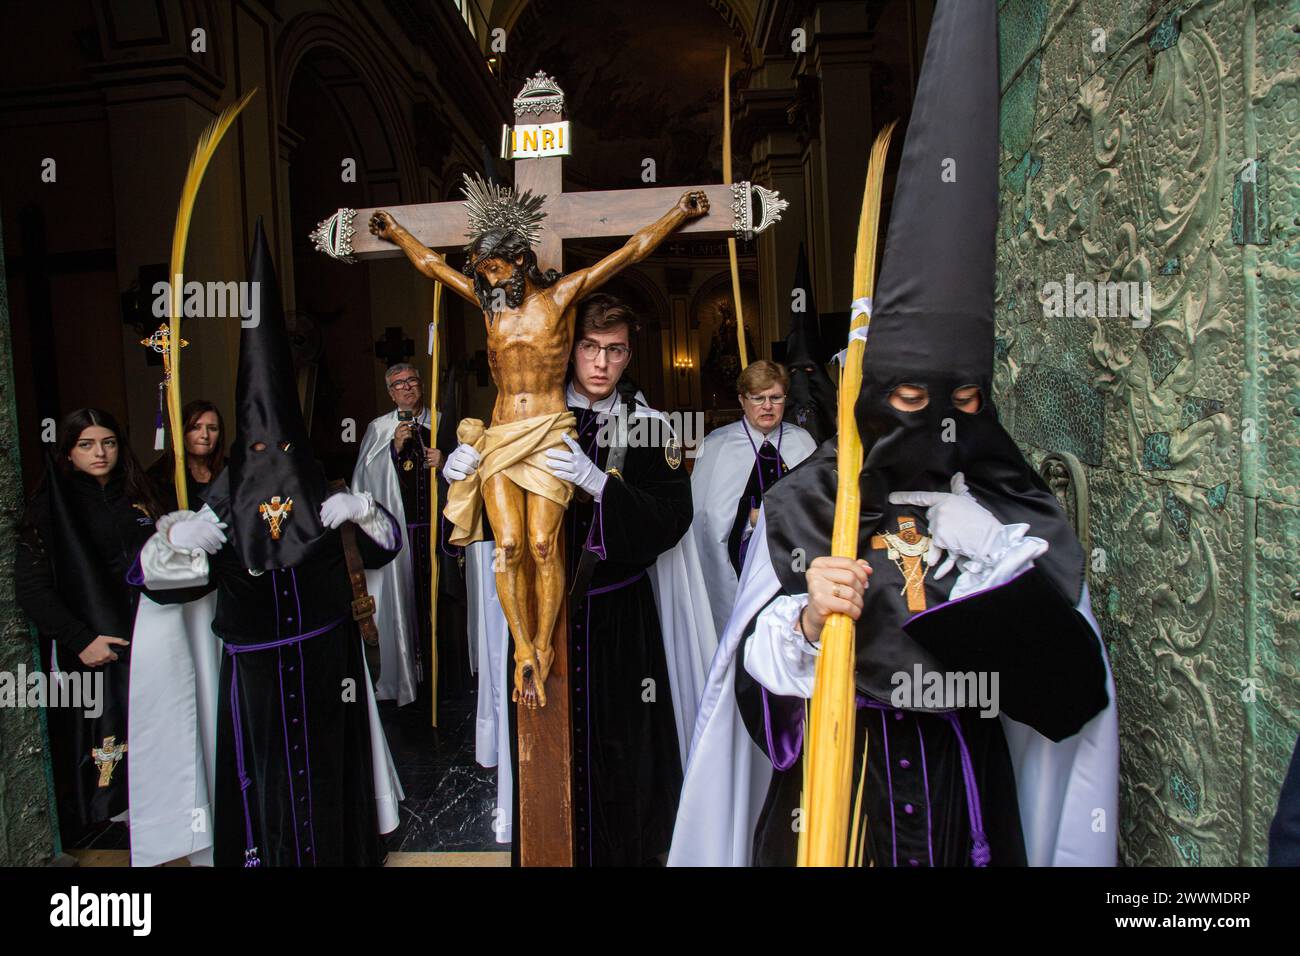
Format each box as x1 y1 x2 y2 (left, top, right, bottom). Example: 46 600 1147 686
469 541 513 844
668 509 1119 867
690 420 816 637
473 395 720 840
127 592 221 867
350 407 435 706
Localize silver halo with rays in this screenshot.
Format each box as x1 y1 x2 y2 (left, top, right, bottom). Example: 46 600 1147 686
461 172 547 248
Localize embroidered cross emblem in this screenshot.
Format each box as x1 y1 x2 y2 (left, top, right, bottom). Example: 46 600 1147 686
870 516 932 613
259 496 294 540
91 736 127 788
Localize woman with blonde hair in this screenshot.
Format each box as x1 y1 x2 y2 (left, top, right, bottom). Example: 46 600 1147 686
690 359 816 635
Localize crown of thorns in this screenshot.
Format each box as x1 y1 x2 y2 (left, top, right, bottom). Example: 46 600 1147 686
461 172 547 248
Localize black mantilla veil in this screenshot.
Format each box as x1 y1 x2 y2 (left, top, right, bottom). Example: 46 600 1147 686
762 0 1086 696
205 218 331 570
42 453 136 641
783 243 837 444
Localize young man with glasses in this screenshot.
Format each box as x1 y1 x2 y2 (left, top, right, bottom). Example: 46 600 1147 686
448 293 716 865
351 362 461 707
690 360 817 635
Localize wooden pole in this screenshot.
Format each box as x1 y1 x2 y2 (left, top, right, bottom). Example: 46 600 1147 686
429 282 442 727
799 122 895 866
722 48 749 369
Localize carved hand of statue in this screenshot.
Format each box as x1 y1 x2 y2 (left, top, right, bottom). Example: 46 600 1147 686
678 190 710 218
369 210 396 241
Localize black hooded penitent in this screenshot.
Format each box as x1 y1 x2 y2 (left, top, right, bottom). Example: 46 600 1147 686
761 0 1100 736
206 218 330 571
783 243 837 445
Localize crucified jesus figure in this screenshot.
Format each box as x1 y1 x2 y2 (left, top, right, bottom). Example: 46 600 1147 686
370 182 708 708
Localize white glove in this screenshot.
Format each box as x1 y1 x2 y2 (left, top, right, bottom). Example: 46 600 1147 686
443 442 481 482
320 491 371 529
545 434 607 499
888 472 1006 579
165 510 227 555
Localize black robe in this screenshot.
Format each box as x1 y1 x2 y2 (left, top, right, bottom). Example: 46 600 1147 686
141 514 401 866
726 436 791 575
554 398 692 866
15 472 155 838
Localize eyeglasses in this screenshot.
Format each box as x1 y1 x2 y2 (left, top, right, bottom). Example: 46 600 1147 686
744 394 786 406
388 377 421 390
576 341 631 364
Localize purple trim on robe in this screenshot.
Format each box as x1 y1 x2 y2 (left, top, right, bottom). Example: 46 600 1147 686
298 639 317 863
126 554 145 587
904 565 1034 626
583 494 607 561
916 719 935 866
584 569 644 597
224 615 342 866
437 514 461 559
275 643 302 866
880 708 898 866
760 688 805 772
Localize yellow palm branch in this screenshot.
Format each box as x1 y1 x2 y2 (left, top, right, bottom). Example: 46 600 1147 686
167 89 257 508
799 120 896 867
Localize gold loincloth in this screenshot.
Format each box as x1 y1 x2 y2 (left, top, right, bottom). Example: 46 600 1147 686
444 411 577 547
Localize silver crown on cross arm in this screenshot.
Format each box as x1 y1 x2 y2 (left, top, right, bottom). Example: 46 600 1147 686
309 207 358 264
731 183 788 241
514 71 565 117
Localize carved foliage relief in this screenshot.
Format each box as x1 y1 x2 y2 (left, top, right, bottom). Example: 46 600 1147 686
995 0 1299 865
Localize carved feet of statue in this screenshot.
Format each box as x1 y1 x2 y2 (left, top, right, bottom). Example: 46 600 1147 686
512 653 548 710
533 641 555 689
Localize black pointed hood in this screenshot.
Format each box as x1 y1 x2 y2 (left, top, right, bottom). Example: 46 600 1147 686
784 244 836 443
763 0 1086 703
784 244 825 365
206 218 330 570
849 0 1081 601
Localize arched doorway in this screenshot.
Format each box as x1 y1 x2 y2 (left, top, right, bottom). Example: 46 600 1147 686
282 37 421 480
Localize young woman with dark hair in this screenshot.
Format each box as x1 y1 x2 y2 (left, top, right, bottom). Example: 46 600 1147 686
14 408 159 841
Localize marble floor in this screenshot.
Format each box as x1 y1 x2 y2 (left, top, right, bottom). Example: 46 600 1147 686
378 682 507 854
66 679 509 863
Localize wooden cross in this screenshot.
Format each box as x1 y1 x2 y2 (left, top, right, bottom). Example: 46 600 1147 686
870 516 931 613
91 736 127 788
311 71 787 868
374 326 415 367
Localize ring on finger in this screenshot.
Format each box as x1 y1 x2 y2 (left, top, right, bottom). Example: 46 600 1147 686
832 584 845 599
